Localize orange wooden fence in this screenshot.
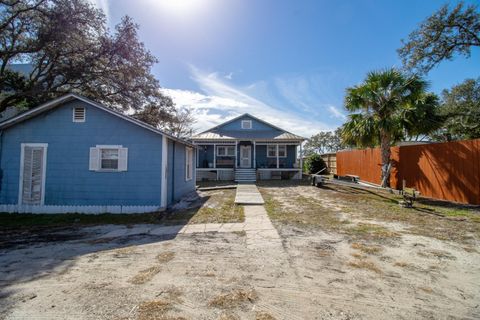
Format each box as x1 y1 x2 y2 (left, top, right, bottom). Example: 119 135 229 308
336 139 480 205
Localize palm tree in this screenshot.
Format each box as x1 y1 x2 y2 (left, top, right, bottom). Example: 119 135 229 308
341 68 443 187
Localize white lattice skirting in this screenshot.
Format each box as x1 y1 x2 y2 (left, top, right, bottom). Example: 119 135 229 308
0 204 164 214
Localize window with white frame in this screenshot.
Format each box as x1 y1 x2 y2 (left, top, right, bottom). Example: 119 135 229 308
73 107 86 122
267 145 276 157
185 147 193 181
278 145 287 157
241 120 252 129
217 146 235 156
101 149 119 170
266 145 287 158
89 145 128 172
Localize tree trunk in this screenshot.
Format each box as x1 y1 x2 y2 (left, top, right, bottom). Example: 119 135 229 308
380 130 391 188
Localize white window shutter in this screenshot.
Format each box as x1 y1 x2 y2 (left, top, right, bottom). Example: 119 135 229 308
89 147 99 171
118 148 128 171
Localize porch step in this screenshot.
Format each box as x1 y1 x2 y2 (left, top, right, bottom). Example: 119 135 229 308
235 168 257 182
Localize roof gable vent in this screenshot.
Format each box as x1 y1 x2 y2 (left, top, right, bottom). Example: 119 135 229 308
73 107 85 122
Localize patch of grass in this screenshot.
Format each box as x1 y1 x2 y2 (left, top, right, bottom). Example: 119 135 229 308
417 249 456 260
394 261 411 268
129 266 162 285
218 313 241 320
262 193 349 232
347 259 382 274
256 311 277 320
166 189 244 224
0 213 162 229
157 251 175 263
137 299 186 320
209 288 258 309
351 242 383 255
346 223 399 241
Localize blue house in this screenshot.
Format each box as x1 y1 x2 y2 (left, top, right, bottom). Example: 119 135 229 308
0 94 195 213
191 114 305 182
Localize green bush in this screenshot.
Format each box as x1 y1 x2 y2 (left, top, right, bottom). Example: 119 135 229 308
304 154 327 174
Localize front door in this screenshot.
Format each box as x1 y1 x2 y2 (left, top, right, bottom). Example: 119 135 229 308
20 143 47 205
240 145 251 168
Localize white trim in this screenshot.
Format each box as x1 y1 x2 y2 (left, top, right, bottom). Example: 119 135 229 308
239 145 252 168
266 144 287 158
235 141 238 168
185 146 193 181
18 143 48 205
216 145 235 157
161 135 168 208
0 93 194 147
213 143 216 169
94 145 125 172
0 204 165 214
241 120 252 129
72 107 86 122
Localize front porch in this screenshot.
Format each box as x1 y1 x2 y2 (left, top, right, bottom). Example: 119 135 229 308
195 140 303 181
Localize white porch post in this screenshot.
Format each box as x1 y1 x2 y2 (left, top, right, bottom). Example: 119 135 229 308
253 141 256 168
276 144 279 169
235 141 238 168
213 144 216 169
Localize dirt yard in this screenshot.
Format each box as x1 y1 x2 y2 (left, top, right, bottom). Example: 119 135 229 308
0 181 479 319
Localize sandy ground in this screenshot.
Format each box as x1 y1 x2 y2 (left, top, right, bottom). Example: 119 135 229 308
1 184 479 319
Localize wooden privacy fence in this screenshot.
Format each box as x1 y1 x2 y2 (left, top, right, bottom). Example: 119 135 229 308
336 139 480 205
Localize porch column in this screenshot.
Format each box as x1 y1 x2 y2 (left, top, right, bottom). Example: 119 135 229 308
299 143 303 174
235 141 238 168
253 141 256 168
213 143 216 169
276 144 279 169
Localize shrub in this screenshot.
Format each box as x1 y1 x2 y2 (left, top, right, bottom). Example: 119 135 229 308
304 154 327 174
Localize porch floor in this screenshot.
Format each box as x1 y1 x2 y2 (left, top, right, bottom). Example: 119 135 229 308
234 183 265 205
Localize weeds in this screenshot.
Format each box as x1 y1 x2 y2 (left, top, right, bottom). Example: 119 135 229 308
209 288 258 309
129 266 162 285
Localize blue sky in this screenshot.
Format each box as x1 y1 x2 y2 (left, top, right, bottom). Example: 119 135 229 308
91 0 480 136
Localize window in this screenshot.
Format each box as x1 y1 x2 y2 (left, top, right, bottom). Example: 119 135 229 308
266 145 287 158
278 145 287 157
89 145 128 172
217 146 235 156
101 149 119 170
185 147 193 181
241 120 252 129
73 107 85 122
267 145 276 157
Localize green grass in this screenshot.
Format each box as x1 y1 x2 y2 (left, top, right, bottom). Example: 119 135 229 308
0 212 162 229
165 189 244 224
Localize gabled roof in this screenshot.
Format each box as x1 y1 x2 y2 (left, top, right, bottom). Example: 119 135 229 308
0 93 194 147
192 113 305 141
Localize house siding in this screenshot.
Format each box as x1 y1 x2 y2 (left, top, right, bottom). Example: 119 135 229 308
220 115 281 132
0 100 165 206
167 140 195 204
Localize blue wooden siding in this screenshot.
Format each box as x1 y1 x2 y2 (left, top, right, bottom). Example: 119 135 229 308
166 140 195 205
219 115 281 132
195 144 297 169
0 100 194 206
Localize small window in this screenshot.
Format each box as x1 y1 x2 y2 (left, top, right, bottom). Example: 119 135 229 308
266 145 287 158
267 145 276 157
73 107 85 122
185 147 193 181
217 146 235 156
101 149 119 170
241 120 252 129
89 145 128 172
278 145 287 157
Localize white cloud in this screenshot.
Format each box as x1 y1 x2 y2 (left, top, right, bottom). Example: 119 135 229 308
161 65 335 137
328 105 346 120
